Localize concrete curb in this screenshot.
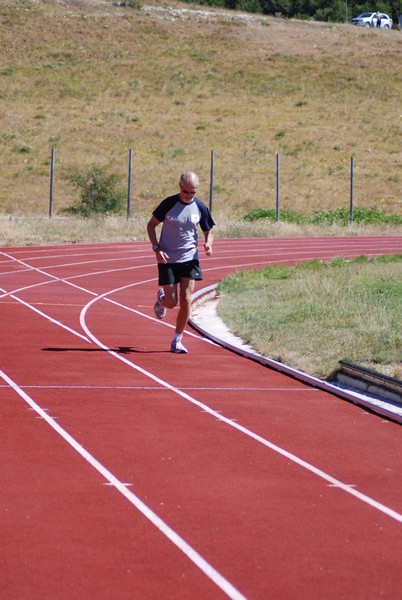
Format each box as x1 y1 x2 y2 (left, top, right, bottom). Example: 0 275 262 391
190 285 402 425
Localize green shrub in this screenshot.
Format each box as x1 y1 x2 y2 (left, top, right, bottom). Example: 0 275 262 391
126 0 143 9
63 165 125 217
243 206 402 226
243 207 308 224
311 207 402 226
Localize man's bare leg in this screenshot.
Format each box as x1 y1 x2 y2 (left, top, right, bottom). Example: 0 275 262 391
175 278 194 334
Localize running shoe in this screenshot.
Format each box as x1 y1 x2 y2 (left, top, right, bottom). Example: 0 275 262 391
170 338 188 354
153 289 166 319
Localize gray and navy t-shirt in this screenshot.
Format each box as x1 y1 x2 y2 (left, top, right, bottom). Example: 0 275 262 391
153 194 215 263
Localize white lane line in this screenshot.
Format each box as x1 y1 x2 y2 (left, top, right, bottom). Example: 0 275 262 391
0 245 149 264
0 384 312 392
0 254 158 343
0 369 247 600
80 287 402 526
3 245 402 527
2 241 399 299
0 287 89 342
0 254 153 276
0 250 155 298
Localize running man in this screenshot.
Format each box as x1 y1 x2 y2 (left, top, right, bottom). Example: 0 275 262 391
147 171 215 354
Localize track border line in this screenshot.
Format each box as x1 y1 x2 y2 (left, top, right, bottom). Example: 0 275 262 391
0 368 247 600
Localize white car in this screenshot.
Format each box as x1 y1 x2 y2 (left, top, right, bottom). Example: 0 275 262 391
349 12 393 28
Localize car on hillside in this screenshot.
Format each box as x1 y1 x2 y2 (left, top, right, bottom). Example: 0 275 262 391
349 12 393 28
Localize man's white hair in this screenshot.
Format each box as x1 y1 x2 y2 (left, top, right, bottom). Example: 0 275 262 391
180 171 199 187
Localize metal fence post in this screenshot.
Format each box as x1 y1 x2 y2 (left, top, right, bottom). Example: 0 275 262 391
209 149 214 213
349 155 354 225
49 147 55 219
276 152 280 222
127 148 133 220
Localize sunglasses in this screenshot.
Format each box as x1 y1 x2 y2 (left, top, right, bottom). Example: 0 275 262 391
180 185 197 196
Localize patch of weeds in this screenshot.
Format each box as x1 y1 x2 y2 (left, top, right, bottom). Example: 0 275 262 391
327 164 343 175
312 207 402 226
243 207 402 226
170 148 186 158
329 257 349 267
366 280 402 300
260 265 293 280
243 208 276 221
14 145 33 154
376 253 402 264
297 259 327 271
1 67 14 76
191 51 210 63
285 139 315 157
243 208 308 224
126 0 143 9
0 133 16 141
349 255 371 265
275 129 286 139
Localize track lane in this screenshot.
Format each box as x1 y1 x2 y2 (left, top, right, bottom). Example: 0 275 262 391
1 378 234 600
1 236 402 599
79 288 402 518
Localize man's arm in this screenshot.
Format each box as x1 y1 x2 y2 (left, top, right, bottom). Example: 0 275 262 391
146 215 169 263
146 215 160 247
203 229 213 256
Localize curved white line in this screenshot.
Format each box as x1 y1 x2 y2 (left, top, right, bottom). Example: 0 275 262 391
0 287 89 342
3 242 402 529
0 250 155 298
80 285 402 525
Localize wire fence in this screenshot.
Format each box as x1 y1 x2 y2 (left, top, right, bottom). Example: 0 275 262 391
48 147 359 223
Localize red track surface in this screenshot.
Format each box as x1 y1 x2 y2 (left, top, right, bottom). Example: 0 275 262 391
1 236 402 599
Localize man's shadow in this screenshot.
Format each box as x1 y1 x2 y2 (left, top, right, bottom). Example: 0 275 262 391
42 346 169 354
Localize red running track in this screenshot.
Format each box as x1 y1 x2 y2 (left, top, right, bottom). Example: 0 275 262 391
1 236 401 600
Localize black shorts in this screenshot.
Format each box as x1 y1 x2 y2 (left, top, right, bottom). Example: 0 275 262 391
158 260 202 285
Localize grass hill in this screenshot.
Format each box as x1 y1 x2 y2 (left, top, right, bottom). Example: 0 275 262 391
1 0 401 221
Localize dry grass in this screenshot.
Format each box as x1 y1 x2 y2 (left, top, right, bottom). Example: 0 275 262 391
1 214 400 247
1 0 401 224
217 258 402 379
0 214 148 246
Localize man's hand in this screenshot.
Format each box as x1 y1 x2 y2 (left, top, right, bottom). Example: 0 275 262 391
156 250 169 264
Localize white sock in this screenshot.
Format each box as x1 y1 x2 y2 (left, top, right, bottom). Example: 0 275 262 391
173 333 182 342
